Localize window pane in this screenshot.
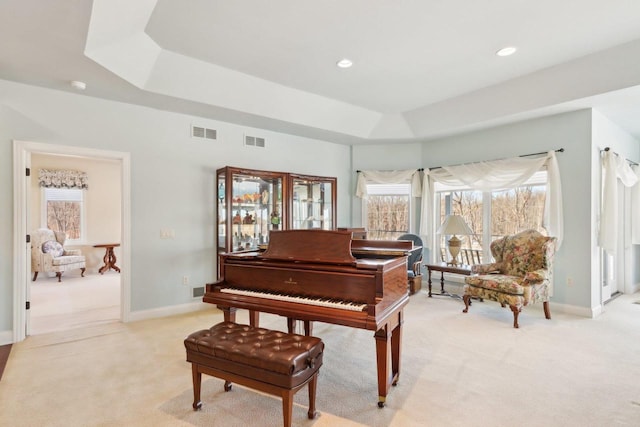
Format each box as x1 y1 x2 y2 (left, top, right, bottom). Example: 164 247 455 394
366 194 409 240
491 185 546 241
44 188 83 240
438 190 484 264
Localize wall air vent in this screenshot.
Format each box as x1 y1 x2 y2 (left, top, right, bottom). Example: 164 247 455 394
191 125 217 140
244 135 265 148
192 286 205 298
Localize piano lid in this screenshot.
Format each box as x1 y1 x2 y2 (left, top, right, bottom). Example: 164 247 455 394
261 229 356 265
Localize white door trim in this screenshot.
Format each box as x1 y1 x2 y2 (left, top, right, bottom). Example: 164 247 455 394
12 140 131 342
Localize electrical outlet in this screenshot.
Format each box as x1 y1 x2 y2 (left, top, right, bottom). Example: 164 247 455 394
567 277 574 286
160 228 176 239
183 276 189 286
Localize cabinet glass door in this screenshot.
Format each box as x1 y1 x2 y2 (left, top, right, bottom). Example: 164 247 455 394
290 176 335 230
217 167 284 254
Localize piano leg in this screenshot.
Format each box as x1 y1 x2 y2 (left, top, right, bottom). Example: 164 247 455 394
286 318 314 336
248 310 260 327
218 306 260 327
374 309 403 408
218 306 237 323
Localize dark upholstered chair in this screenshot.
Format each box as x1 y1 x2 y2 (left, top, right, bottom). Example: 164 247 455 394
397 233 423 295
463 229 556 328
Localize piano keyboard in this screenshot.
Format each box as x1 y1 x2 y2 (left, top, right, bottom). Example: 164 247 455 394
220 287 367 312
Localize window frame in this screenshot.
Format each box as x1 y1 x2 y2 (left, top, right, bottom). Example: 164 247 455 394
434 170 547 264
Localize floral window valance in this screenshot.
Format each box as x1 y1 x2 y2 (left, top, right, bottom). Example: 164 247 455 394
38 169 88 189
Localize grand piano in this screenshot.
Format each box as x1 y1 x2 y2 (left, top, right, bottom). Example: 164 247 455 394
203 229 412 407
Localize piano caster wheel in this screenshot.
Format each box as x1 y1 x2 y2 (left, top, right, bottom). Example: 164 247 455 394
224 381 232 392
192 401 202 411
378 398 386 408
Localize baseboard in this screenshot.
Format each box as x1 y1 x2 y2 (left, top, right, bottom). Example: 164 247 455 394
0 330 13 346
127 300 214 323
547 300 601 318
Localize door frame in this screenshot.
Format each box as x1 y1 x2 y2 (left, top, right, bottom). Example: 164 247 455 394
13 140 131 342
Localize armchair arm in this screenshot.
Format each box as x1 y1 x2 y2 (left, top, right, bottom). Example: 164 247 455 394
523 268 549 284
471 262 503 274
63 249 82 256
411 259 423 275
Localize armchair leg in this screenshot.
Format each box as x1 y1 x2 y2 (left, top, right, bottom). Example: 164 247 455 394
81 268 86 277
32 272 38 281
509 305 521 328
543 301 551 320
56 272 62 282
462 295 471 313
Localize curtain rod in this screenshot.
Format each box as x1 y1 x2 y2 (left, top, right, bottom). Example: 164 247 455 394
602 147 639 166
356 168 424 173
428 148 564 171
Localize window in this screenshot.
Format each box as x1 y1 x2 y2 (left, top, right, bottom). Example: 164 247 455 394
42 188 85 241
436 171 547 264
364 183 411 240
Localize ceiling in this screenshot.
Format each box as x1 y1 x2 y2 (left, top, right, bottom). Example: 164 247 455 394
2 0 640 145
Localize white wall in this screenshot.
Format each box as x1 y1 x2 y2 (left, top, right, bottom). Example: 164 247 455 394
0 79 351 338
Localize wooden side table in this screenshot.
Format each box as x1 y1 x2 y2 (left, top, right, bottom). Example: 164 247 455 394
425 263 471 297
93 243 121 274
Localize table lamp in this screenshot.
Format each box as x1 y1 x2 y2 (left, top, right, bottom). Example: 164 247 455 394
437 215 473 266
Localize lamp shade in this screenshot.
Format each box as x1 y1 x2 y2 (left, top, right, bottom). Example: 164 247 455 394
437 215 473 235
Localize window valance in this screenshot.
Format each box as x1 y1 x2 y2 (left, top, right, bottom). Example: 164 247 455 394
38 169 89 189
356 169 422 198
420 151 563 249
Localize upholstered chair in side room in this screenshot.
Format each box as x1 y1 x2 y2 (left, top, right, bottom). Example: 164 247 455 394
397 233 424 295
31 228 86 282
462 229 556 328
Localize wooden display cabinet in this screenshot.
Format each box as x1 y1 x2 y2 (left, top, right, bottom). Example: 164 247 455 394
287 174 336 231
216 167 287 256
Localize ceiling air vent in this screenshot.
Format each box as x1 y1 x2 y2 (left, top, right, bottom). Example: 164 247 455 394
244 135 265 148
191 125 217 140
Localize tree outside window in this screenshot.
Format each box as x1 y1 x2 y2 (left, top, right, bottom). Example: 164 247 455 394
43 188 84 240
364 183 410 240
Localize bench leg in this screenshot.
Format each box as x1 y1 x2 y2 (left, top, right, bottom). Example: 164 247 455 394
307 373 318 419
191 364 202 410
282 390 293 427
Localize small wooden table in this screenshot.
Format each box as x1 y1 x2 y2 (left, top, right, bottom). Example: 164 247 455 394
94 243 121 274
425 263 471 297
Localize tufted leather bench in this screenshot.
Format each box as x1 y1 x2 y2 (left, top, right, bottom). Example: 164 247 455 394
184 322 324 427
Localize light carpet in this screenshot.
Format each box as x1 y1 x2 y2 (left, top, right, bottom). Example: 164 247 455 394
29 271 120 335
1 290 639 426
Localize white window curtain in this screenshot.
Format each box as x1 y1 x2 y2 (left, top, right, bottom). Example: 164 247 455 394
355 169 422 198
38 169 89 189
419 150 563 250
599 150 639 253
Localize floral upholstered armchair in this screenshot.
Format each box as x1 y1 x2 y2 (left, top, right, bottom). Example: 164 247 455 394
31 228 86 282
462 229 556 328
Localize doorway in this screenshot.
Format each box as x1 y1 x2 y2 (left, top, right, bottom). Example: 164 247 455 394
13 140 131 341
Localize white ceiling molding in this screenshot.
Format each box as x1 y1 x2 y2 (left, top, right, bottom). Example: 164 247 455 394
84 0 388 140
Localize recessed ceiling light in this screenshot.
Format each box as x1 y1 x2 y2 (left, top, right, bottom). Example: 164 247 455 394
336 58 353 68
496 46 517 57
70 80 87 90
